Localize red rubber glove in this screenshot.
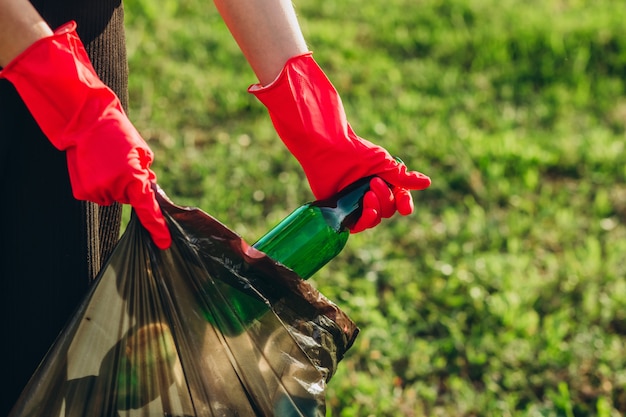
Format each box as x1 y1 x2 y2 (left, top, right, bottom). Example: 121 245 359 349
249 52 431 233
0 21 171 249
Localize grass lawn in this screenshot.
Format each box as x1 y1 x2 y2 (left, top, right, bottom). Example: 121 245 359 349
124 0 626 415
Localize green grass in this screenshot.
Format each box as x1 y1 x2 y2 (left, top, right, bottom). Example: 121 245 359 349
123 0 626 415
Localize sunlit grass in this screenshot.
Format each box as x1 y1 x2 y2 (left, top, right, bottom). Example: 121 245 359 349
124 0 626 415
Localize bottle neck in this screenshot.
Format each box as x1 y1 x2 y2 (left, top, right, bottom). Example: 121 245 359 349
311 176 373 231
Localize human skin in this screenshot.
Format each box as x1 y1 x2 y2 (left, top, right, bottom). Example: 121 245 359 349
0 0 52 66
212 0 309 85
0 0 308 85
0 0 423 232
0 0 313 246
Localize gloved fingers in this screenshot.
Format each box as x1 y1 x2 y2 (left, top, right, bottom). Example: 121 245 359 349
350 208 381 234
369 177 396 218
393 186 415 216
123 148 171 249
377 160 431 191
126 179 172 250
349 176 417 234
350 190 382 233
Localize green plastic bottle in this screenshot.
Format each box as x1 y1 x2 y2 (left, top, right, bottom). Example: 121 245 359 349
207 177 372 335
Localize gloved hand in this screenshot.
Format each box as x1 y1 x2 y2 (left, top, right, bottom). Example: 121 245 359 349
0 21 171 249
249 52 431 233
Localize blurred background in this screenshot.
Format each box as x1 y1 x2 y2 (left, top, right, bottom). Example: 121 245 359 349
123 0 626 415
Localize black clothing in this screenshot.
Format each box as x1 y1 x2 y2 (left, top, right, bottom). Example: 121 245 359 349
0 2 127 413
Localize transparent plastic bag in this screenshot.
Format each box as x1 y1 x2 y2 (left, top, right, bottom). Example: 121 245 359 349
9 189 359 417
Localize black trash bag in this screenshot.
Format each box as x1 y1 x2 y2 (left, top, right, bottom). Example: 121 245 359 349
9 188 359 417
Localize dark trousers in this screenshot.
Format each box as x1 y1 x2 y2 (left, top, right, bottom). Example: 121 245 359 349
0 1 128 413
0 84 90 413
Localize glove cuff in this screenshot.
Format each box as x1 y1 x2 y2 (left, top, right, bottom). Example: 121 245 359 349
0 21 123 150
248 52 362 197
248 52 314 91
248 52 348 145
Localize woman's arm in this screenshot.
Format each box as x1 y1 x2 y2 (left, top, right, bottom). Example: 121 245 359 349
216 0 431 231
213 0 308 86
0 2 171 248
0 0 52 66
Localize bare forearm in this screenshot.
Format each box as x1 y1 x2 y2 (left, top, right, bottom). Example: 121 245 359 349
0 0 51 66
2 0 308 83
213 0 308 86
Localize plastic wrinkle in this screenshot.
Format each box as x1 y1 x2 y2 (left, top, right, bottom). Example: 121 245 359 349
9 186 359 417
